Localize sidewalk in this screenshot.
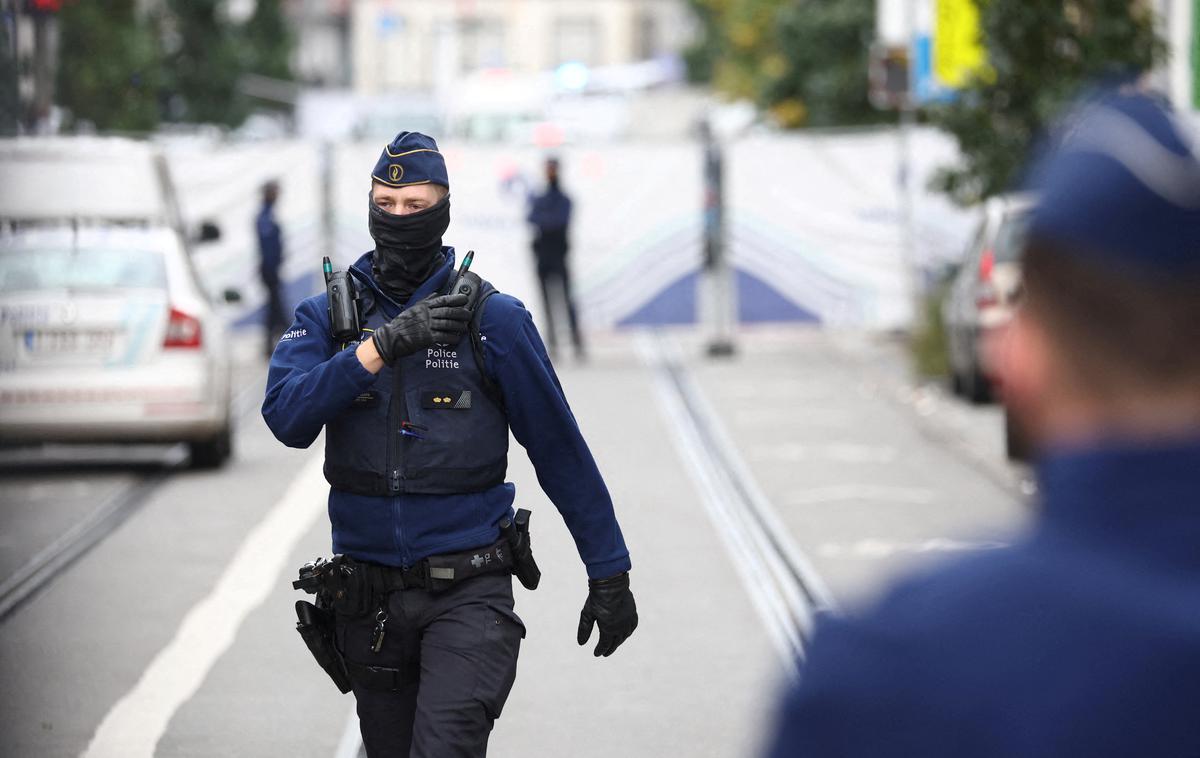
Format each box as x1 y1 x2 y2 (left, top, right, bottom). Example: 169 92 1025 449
489 326 1031 758
491 336 783 758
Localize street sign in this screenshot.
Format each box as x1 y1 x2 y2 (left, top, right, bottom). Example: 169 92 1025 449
909 0 986 103
933 0 985 88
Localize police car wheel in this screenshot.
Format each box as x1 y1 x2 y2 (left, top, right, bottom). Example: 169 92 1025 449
189 426 233 469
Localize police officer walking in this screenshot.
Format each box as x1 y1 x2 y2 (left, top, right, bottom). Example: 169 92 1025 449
766 89 1200 755
263 132 637 757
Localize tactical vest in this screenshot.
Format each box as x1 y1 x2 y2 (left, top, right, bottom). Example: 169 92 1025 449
323 281 509 496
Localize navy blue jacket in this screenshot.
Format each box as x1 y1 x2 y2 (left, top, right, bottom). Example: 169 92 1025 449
527 186 572 267
262 249 631 580
767 436 1200 757
256 202 282 284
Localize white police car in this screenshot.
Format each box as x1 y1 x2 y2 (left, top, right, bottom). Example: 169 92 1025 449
0 138 234 467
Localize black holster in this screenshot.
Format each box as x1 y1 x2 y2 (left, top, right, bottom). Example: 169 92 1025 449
295 600 352 694
500 508 541 591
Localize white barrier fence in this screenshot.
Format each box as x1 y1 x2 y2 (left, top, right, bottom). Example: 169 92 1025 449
169 128 975 335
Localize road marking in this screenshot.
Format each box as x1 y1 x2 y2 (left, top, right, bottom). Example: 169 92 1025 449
636 332 836 673
817 538 1009 559
0 365 267 625
748 442 898 464
785 484 936 506
735 407 853 428
0 465 184 624
81 451 328 758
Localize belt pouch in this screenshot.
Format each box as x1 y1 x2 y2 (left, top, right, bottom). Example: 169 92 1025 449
295 600 353 694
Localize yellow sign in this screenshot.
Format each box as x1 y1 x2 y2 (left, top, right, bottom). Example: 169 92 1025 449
934 0 986 89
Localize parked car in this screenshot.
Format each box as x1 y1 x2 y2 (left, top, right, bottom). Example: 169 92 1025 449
0 138 233 467
942 194 1033 405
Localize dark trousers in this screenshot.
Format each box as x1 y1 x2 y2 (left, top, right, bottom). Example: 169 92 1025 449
536 262 583 357
336 574 525 758
262 273 287 357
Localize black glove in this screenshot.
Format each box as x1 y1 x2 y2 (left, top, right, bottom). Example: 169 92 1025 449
371 293 470 365
577 572 638 657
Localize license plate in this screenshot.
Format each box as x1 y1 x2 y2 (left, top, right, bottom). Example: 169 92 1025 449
24 329 117 354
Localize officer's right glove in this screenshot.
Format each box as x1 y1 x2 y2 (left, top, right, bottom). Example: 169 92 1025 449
371 293 471 365
577 572 638 657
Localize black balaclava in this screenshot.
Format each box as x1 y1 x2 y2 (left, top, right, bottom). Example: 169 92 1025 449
368 192 450 300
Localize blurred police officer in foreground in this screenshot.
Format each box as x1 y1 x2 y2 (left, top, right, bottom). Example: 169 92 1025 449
257 180 287 358
766 88 1200 756
526 157 585 361
262 132 637 757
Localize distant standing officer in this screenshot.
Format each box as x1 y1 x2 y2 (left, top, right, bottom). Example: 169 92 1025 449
527 157 585 360
766 88 1200 756
263 132 637 757
256 180 287 358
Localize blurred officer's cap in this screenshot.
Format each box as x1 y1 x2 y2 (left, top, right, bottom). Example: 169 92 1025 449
371 131 449 190
1028 88 1200 276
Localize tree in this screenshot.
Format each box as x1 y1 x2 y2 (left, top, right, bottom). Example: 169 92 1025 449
56 0 164 132
0 16 19 135
683 0 886 128
241 0 293 82
767 0 885 127
929 0 1165 204
164 0 246 126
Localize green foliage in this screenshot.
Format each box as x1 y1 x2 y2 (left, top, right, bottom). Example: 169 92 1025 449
929 0 1165 204
0 20 19 135
54 0 294 131
56 0 164 133
769 0 886 127
165 0 247 126
682 0 720 84
1194 0 1200 109
912 286 952 379
242 0 294 82
684 0 885 128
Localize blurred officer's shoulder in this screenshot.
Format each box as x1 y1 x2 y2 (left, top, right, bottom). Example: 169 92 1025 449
786 531 1200 752
805 541 1055 663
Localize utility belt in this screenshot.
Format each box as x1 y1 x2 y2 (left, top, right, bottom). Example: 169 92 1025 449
292 510 541 694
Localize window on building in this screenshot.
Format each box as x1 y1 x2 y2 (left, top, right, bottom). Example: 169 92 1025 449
634 11 659 61
553 16 600 67
459 17 506 73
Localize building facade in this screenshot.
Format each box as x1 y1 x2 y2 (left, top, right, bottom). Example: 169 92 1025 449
349 0 693 95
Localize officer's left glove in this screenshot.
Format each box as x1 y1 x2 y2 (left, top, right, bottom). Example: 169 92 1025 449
371 293 471 365
577 572 638 657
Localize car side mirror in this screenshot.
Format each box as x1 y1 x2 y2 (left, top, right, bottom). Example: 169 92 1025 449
222 288 242 304
196 221 221 244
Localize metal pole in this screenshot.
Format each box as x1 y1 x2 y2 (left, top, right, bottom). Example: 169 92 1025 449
897 100 922 330
702 119 736 358
898 0 922 333
30 10 57 133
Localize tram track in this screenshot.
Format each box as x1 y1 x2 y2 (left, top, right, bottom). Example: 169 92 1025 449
636 331 837 673
0 367 266 624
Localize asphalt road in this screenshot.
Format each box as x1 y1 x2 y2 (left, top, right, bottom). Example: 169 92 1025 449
0 326 1030 758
